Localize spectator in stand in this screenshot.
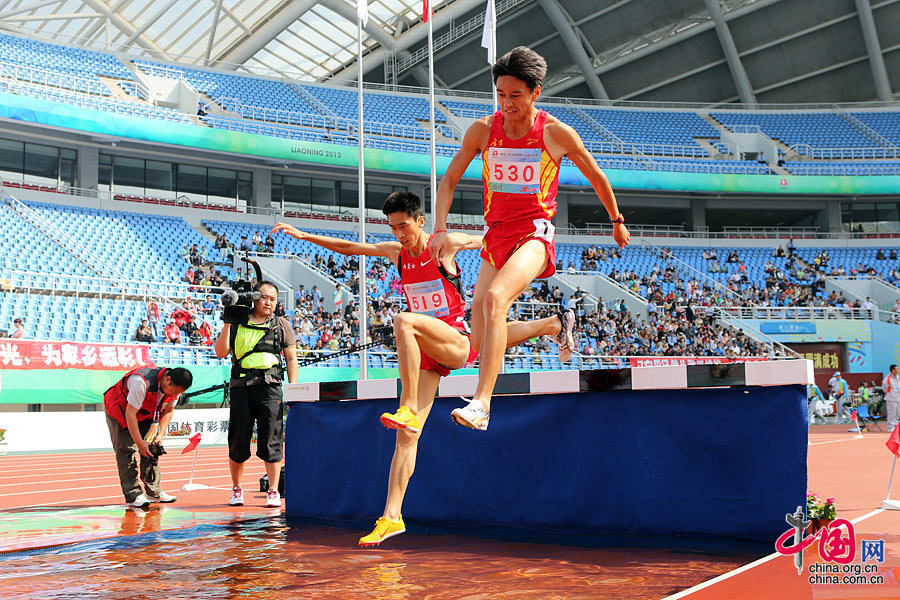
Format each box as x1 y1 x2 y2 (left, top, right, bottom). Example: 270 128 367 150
274 301 286 318
891 249 898 260
163 319 182 344
265 233 276 253
300 316 314 337
184 315 200 342
883 364 900 430
133 320 154 343
239 236 251 252
185 266 195 284
11 318 24 338
876 248 887 260
294 285 305 309
171 308 191 334
862 297 875 318
147 302 161 337
200 295 215 315
198 321 214 346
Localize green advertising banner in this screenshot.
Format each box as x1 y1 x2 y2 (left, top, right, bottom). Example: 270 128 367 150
1 91 898 195
0 365 230 404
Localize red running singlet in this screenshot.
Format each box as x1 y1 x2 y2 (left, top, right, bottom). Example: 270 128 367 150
481 109 560 226
398 237 469 334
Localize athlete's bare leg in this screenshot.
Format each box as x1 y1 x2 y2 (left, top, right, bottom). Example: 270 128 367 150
505 315 561 347
468 259 496 355
382 369 441 521
471 239 549 412
394 312 470 409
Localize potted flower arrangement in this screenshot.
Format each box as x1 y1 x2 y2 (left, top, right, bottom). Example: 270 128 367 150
0 428 7 455
162 423 193 450
807 491 837 534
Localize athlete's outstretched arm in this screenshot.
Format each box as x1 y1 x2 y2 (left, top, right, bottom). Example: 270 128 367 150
446 233 483 252
550 124 630 249
273 222 399 261
431 119 490 262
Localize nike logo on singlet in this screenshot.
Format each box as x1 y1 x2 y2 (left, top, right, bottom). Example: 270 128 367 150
420 259 432 266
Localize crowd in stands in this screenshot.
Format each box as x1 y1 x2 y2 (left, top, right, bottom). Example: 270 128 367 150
509 281 775 359
568 242 899 316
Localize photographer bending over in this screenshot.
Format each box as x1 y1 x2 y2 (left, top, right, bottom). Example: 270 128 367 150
214 281 297 508
103 366 193 508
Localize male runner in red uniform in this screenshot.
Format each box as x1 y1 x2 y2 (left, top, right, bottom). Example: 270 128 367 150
430 46 631 431
274 191 571 546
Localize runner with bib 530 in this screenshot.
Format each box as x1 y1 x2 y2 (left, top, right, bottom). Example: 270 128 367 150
429 46 631 431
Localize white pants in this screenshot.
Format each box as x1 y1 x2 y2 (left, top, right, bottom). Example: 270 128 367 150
887 399 900 429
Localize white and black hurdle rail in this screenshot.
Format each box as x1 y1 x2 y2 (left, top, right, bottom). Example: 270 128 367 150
284 359 813 403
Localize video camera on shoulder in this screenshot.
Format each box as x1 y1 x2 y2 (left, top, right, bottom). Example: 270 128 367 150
221 254 263 325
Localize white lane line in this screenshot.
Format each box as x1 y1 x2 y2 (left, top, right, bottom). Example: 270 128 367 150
809 437 865 446
0 468 240 490
659 509 886 599
0 469 264 498
0 483 268 511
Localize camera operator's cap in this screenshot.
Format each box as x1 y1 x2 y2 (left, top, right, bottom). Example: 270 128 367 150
833 371 840 377
169 319 176 324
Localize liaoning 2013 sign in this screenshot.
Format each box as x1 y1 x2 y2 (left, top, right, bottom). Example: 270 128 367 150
1 91 899 196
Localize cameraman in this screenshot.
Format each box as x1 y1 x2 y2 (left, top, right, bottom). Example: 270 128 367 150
214 281 297 508
103 366 193 508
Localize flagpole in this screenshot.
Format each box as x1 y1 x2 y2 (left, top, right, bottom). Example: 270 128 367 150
882 455 900 510
489 0 497 112
357 16 368 380
427 1 437 222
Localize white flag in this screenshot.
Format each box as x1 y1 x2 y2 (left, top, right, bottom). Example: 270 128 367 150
481 0 495 65
357 0 368 26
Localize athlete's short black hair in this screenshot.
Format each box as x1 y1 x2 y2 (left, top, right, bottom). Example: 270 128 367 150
382 191 423 219
492 46 547 90
166 367 193 389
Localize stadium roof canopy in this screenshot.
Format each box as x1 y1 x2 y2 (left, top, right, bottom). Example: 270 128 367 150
1 0 898 106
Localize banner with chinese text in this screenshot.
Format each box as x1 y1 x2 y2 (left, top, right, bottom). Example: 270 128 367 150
0 340 153 370
628 357 768 367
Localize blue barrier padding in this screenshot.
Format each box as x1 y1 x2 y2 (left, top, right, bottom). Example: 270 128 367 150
285 385 807 542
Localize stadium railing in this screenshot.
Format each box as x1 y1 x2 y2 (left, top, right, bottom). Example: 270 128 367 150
718 305 898 323
6 269 220 302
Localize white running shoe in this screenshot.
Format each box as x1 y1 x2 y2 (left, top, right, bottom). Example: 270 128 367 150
148 491 177 503
266 490 281 508
450 398 490 431
128 493 151 508
229 486 244 506
556 309 575 363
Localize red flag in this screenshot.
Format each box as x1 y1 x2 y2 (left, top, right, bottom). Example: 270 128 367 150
182 433 202 454
887 424 900 457
423 0 429 21
851 410 858 423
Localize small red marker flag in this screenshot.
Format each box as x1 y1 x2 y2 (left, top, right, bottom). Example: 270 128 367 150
182 433 202 454
423 0 429 22
887 424 900 457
